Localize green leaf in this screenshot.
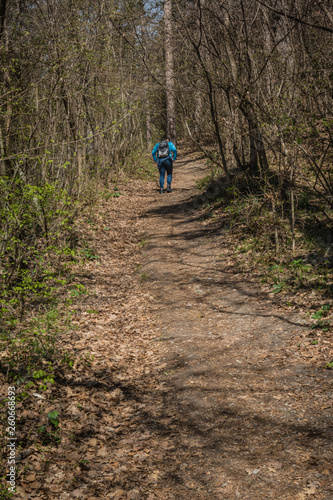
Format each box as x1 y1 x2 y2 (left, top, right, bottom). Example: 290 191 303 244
47 410 59 427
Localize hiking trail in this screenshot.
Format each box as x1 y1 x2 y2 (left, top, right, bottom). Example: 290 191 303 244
138 153 333 499
18 153 332 500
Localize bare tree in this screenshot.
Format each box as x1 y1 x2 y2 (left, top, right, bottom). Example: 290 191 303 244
164 0 176 143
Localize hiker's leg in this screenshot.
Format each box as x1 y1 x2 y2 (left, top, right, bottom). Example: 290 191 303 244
159 164 166 189
165 159 173 189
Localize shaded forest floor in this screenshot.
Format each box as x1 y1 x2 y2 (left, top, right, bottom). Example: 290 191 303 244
2 153 333 499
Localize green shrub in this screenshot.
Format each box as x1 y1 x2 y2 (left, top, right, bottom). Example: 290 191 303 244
0 176 76 323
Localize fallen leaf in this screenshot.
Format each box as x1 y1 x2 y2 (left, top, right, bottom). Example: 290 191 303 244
245 468 260 475
33 393 46 399
30 482 41 489
109 490 125 499
266 461 282 472
88 438 98 446
72 489 86 498
127 490 141 500
305 483 319 495
97 447 109 458
147 470 161 483
24 474 36 482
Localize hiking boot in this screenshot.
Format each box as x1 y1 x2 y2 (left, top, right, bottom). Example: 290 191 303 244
160 188 164 194
167 185 172 193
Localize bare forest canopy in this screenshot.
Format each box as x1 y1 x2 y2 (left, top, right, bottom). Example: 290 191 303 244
0 0 333 326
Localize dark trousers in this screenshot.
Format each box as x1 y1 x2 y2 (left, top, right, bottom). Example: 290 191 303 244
158 157 173 189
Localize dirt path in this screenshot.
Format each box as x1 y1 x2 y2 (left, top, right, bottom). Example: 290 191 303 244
140 155 333 499
8 154 333 500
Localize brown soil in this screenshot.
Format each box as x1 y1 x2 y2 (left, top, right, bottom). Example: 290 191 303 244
139 154 333 499
3 154 333 500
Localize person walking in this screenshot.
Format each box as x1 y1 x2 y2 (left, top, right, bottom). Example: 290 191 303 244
152 138 177 194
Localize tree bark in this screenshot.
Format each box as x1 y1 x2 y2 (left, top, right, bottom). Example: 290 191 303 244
239 98 269 176
164 0 176 143
0 0 7 40
144 75 152 149
0 1 12 176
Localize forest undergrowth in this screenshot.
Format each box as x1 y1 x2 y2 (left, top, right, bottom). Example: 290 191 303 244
0 156 156 497
192 152 333 370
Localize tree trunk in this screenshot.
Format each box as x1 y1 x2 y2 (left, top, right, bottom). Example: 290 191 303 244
145 75 152 149
0 3 12 176
0 0 7 39
164 0 176 143
193 0 205 139
239 98 269 176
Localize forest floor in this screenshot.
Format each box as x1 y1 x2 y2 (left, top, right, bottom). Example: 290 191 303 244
5 153 333 499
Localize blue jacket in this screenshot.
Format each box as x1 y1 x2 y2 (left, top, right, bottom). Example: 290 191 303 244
152 141 177 162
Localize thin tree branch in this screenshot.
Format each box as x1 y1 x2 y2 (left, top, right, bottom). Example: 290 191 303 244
255 0 333 34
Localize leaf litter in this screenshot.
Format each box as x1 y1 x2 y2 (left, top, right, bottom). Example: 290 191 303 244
1 153 333 499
